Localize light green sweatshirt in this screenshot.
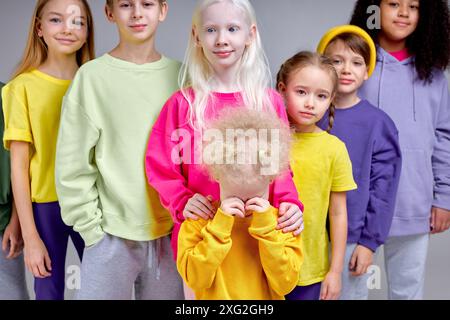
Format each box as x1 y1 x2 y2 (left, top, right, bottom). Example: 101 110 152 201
55 54 181 246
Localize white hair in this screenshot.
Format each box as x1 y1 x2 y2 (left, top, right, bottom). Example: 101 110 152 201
178 0 274 130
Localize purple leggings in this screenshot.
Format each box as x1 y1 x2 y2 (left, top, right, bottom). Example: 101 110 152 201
285 282 322 300
33 202 84 300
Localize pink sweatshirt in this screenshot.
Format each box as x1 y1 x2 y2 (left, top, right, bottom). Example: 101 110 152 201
145 88 303 255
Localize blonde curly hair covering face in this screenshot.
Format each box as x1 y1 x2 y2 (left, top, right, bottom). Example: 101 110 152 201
202 108 292 188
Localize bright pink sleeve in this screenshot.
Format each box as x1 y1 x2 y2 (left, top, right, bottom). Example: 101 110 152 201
268 89 304 212
268 88 289 124
145 92 194 223
270 172 303 212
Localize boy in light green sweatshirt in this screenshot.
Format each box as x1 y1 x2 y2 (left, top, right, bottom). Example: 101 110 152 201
55 0 183 299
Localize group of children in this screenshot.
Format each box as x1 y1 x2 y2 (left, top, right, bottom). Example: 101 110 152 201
0 0 449 300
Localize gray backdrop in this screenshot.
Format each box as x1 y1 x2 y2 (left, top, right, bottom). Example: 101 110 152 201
0 0 449 300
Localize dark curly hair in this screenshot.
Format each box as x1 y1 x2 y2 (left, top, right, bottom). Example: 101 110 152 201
349 0 450 82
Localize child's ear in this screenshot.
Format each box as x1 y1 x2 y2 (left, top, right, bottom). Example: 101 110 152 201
246 24 257 46
364 68 369 81
192 26 201 47
104 4 115 23
158 1 169 22
277 82 287 94
35 18 43 37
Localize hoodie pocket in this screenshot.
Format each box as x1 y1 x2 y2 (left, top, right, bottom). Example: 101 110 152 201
395 149 433 219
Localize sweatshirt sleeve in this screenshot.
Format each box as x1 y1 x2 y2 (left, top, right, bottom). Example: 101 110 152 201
270 171 304 212
359 120 402 251
176 209 234 291
55 95 104 247
145 94 195 223
248 207 303 296
269 88 289 124
431 75 450 211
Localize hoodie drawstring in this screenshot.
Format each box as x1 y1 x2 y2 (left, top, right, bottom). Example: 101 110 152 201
377 54 385 110
412 66 417 122
377 49 417 122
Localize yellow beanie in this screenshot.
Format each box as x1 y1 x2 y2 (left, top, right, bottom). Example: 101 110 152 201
317 25 377 78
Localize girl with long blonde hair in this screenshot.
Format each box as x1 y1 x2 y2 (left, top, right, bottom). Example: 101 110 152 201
2 0 94 300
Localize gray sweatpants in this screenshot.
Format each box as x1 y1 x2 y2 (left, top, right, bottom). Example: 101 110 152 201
384 233 429 300
0 233 30 300
76 233 184 300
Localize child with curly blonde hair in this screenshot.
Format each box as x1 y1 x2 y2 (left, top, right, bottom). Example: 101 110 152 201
176 108 303 300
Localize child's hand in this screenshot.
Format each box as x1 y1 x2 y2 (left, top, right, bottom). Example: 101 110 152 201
430 207 450 234
183 194 215 220
24 235 52 278
220 198 246 218
349 245 373 276
320 271 342 300
277 202 304 235
1 216 24 259
245 197 270 213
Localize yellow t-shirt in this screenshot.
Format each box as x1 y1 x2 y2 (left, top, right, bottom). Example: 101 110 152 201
2 70 71 203
290 131 357 286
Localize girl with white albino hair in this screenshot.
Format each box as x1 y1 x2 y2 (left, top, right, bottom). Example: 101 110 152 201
145 0 304 298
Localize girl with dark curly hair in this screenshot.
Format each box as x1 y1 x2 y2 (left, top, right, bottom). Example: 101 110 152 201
350 0 450 300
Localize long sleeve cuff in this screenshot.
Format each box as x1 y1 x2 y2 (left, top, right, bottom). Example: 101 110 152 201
174 192 195 223
249 206 278 234
208 208 235 236
357 235 381 253
432 192 450 211
79 225 105 247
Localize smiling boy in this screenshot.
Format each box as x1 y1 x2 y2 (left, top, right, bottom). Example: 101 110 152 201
317 25 402 300
55 0 183 299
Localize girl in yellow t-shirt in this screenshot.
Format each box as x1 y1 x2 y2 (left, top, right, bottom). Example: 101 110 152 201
2 0 94 300
277 51 357 300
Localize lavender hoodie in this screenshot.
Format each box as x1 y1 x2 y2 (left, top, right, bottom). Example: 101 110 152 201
359 47 450 237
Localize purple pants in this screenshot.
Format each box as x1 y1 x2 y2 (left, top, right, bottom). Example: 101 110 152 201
33 202 84 300
285 282 322 300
